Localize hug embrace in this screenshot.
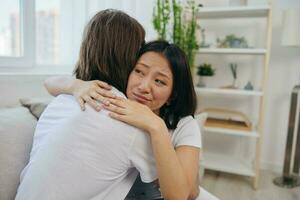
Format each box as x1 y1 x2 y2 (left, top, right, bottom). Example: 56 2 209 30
16 9 218 200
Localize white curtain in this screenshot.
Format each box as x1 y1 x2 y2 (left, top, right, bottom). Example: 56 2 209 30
85 0 157 41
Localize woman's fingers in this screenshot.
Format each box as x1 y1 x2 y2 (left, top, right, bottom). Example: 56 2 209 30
90 91 110 106
82 95 102 111
78 97 86 111
95 87 116 99
104 103 126 115
95 80 112 90
108 98 127 108
109 112 127 122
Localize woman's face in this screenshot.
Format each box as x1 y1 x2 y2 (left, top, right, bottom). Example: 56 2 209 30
126 52 173 114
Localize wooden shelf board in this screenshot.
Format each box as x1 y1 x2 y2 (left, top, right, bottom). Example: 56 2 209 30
197 6 270 18
204 126 259 138
202 152 255 177
195 87 263 96
198 48 267 55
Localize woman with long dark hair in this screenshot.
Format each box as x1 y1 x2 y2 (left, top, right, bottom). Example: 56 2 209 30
45 40 202 200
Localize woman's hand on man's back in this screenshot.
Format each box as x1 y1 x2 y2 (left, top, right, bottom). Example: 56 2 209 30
72 79 115 111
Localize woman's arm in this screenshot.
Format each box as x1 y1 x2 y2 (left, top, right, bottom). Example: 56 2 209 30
105 98 200 200
190 176 200 200
149 124 200 200
44 76 77 97
176 147 201 200
44 76 114 110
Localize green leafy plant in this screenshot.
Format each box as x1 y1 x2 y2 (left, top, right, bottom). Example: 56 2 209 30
153 0 170 40
153 0 199 68
197 63 215 76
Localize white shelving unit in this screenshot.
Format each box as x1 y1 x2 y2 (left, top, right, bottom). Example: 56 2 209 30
197 6 270 18
196 5 272 189
195 87 263 96
203 152 255 177
198 48 267 55
204 127 259 138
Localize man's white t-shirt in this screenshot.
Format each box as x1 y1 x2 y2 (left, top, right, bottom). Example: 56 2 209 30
16 89 157 200
16 88 202 200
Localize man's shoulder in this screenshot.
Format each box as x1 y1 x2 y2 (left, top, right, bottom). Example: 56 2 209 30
46 94 77 109
53 94 77 104
37 94 77 120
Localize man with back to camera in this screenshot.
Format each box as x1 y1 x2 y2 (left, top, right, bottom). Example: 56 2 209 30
15 10 158 200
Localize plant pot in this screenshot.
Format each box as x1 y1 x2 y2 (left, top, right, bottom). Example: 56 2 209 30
197 76 213 87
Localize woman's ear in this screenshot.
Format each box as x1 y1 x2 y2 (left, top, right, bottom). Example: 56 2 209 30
167 92 177 105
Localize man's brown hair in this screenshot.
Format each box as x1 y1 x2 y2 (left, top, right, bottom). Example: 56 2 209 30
74 9 145 93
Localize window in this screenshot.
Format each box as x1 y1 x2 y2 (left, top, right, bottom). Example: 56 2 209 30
35 0 84 66
0 0 84 69
0 0 155 72
35 0 60 64
0 0 21 57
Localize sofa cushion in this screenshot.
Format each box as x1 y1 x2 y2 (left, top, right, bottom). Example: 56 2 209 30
0 107 37 200
19 98 51 119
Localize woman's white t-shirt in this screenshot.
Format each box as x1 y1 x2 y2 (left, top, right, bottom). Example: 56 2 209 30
125 116 202 200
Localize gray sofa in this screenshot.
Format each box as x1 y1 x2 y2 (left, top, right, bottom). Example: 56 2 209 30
0 98 50 200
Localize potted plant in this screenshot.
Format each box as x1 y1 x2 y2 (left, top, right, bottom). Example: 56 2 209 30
216 34 248 48
197 63 215 87
152 0 199 69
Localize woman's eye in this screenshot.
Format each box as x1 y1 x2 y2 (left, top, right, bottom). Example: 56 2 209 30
155 79 166 85
134 69 143 75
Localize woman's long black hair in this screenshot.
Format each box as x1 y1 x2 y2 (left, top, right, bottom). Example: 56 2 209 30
138 41 197 130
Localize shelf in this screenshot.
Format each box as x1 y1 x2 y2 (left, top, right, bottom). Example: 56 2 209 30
195 87 263 97
197 6 270 19
204 126 259 138
202 152 255 177
194 3 272 188
198 48 267 55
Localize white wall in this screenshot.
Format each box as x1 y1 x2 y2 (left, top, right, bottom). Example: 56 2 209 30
262 1 300 171
0 0 299 173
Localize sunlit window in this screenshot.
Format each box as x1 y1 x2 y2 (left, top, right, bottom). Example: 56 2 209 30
0 0 150 69
0 0 21 57
36 0 61 65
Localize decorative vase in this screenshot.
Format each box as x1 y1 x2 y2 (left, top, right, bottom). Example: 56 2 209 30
232 78 238 88
197 76 212 87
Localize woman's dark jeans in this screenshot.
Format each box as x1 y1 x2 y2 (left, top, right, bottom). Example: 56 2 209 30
125 175 163 200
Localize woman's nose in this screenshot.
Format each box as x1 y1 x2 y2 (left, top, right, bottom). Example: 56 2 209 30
138 79 151 93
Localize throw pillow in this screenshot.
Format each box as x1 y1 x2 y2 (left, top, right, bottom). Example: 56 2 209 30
19 98 51 119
